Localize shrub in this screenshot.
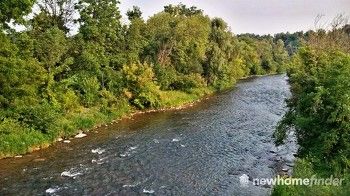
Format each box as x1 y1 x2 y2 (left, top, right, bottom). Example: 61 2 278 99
16 101 60 134
169 73 206 91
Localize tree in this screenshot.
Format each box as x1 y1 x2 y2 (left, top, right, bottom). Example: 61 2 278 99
275 48 350 169
33 0 76 33
122 63 161 109
273 39 289 73
204 18 243 89
0 0 36 28
125 6 147 63
33 26 71 101
74 0 124 95
164 3 203 16
145 7 210 90
0 32 45 109
126 6 142 21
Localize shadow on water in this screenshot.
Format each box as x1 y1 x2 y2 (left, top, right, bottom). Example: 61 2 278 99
0 74 296 196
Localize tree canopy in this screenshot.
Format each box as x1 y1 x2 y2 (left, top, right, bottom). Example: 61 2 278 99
0 1 290 158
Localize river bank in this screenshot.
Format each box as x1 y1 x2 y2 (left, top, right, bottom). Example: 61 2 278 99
0 74 282 159
0 87 214 159
0 74 294 195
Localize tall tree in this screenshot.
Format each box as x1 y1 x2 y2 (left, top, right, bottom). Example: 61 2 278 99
32 0 77 34
72 0 124 106
0 0 36 29
204 18 243 89
125 6 147 63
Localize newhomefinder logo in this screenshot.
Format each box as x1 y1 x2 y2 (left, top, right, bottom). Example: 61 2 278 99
239 174 344 187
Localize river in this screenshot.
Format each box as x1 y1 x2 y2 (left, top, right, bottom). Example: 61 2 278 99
0 74 296 196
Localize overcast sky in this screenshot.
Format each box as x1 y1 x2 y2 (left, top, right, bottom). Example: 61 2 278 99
119 0 350 35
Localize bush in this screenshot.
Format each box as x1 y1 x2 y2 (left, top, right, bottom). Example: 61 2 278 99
74 74 100 107
16 101 60 134
169 73 206 91
275 48 350 167
0 119 47 157
272 159 350 196
122 63 162 109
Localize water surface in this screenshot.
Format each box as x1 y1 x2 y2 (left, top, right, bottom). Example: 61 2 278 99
0 74 294 196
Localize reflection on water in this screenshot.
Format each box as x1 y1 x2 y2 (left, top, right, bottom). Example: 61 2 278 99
0 74 296 196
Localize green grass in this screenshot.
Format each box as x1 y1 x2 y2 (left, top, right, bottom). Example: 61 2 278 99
272 159 350 196
0 88 214 159
159 88 213 108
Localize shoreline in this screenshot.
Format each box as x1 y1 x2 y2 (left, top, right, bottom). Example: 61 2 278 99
0 88 212 160
0 74 280 160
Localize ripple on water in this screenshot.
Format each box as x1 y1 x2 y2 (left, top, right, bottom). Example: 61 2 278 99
0 75 295 196
91 148 105 155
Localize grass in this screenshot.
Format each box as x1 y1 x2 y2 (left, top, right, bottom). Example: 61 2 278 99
159 87 213 108
272 158 350 196
0 88 213 159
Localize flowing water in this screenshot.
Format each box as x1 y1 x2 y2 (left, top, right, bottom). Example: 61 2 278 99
0 74 296 196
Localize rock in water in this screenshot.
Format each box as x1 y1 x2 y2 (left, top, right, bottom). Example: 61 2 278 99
75 132 87 138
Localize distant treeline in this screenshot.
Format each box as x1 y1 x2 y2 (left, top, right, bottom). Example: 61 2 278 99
0 1 290 157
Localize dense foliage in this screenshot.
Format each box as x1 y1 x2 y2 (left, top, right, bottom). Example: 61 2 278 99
0 1 289 157
273 21 350 194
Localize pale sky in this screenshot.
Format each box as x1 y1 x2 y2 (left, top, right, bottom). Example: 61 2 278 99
119 0 350 35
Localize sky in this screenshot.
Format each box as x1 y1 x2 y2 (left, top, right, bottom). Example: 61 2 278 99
119 0 350 35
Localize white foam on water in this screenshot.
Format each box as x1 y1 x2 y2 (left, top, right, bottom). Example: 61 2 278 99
153 139 160 144
172 138 180 142
180 144 186 147
45 187 60 194
122 182 140 188
91 148 105 155
119 146 138 157
129 146 138 150
143 189 155 194
91 157 107 165
61 171 82 178
119 153 129 157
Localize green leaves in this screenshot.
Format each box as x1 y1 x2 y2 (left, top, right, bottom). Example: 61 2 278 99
276 47 350 170
0 0 35 27
121 63 161 109
0 2 294 157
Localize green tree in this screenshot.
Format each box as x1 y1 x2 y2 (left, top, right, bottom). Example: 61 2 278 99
122 63 161 109
204 18 243 89
273 39 289 73
74 0 124 100
0 0 35 28
0 32 45 109
126 6 142 21
125 6 147 63
33 26 71 102
275 48 350 170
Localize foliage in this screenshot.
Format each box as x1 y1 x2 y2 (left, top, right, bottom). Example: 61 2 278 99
0 0 36 28
272 158 350 196
275 48 350 169
0 1 290 158
273 23 350 195
121 63 161 109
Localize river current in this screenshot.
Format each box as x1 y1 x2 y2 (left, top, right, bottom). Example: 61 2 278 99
0 74 296 196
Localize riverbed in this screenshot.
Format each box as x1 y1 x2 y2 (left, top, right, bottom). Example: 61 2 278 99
0 74 295 195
